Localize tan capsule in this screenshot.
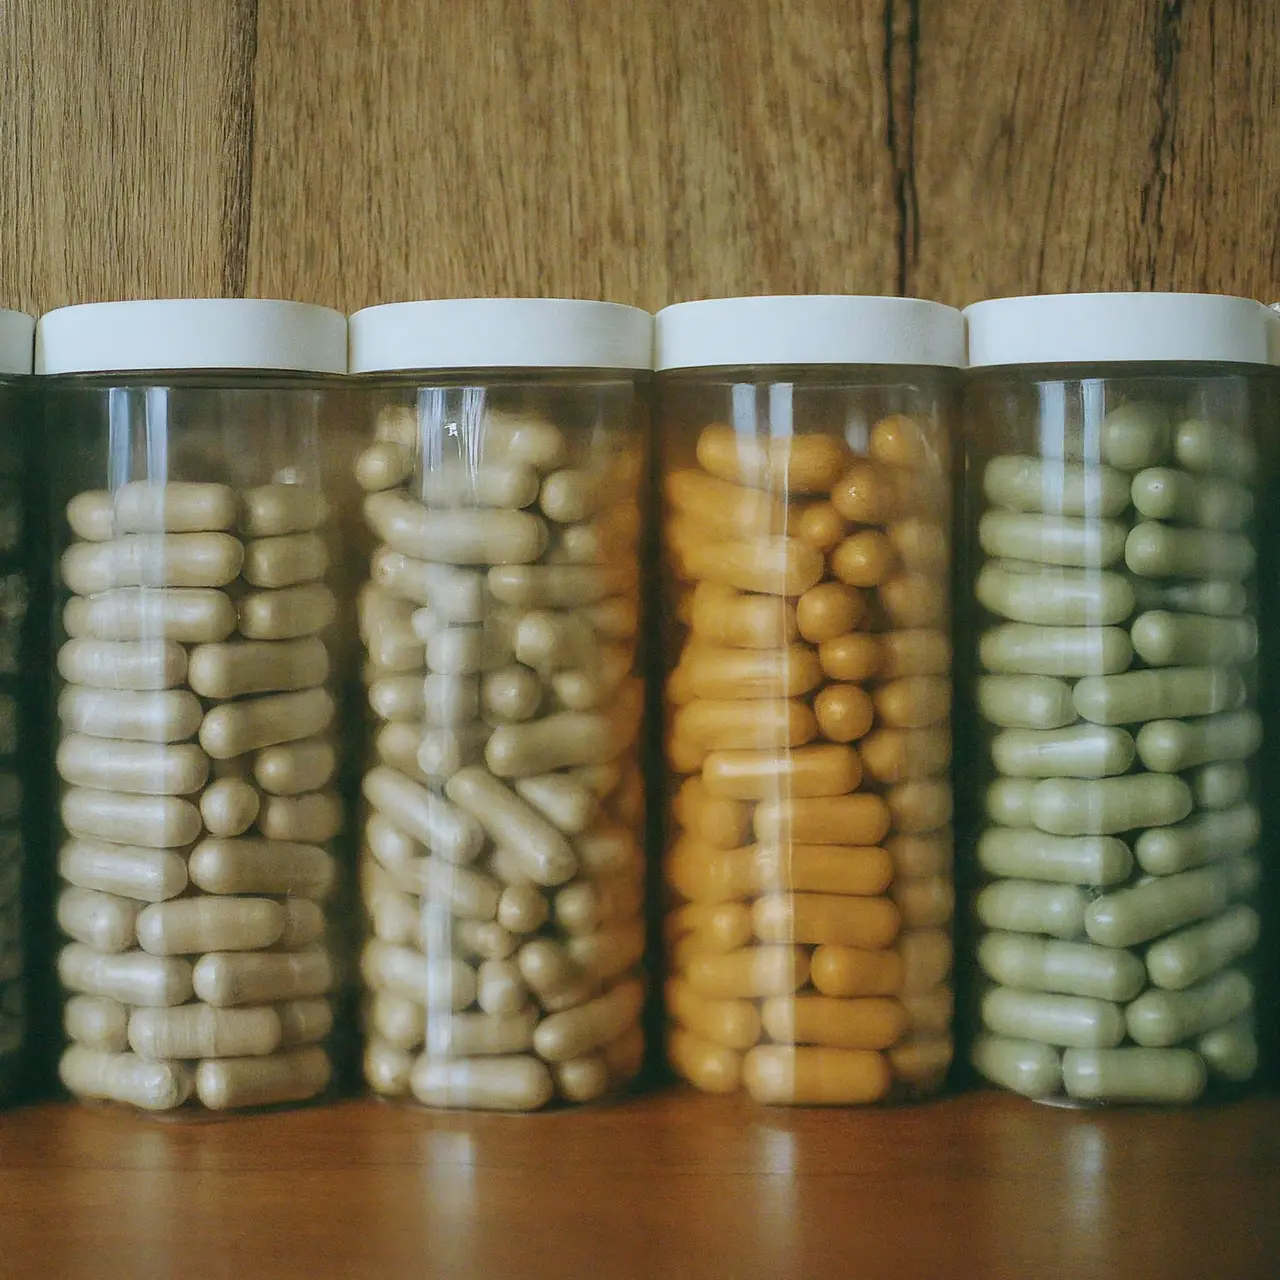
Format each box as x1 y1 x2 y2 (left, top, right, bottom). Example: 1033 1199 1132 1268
188 636 329 699
56 887 140 953
516 937 582 999
61 532 244 594
200 688 335 759
496 883 551 935
365 1040 413 1095
369 991 427 1049
533 977 644 1062
549 647 633 712
365 490 548 565
238 582 337 640
486 692 641 779
59 1046 193 1111
276 998 333 1047
254 737 336 796
111 481 239 535
364 811 424 873
64 994 129 1052
194 946 333 1007
404 858 502 921
370 548 487 622
363 765 486 863
566 919 646 984
257 792 342 844
449 916 518 963
554 1055 611 1102
136 897 285 955
59 686 203 743
240 532 327 590
892 876 955 928
415 723 491 778
411 1054 555 1110
239 485 328 538
58 838 188 902
57 638 188 691
426 1007 539 1057
200 777 261 838
887 831 954 879
512 774 599 835
355 439 414 492
57 735 209 797
65 588 237 643
59 943 194 1007
196 1045 331 1110
62 788 202 848
360 939 475 1008
477 959 528 1015
188 838 335 900
277 899 326 949
887 778 953 834
128 1004 282 1059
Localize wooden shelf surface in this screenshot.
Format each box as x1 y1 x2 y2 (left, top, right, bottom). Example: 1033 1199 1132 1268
2 1088 1277 1279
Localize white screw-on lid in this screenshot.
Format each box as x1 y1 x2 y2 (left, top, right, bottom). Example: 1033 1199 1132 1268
349 299 653 373
966 293 1275 368
654 296 965 371
0 310 35 376
35 299 347 375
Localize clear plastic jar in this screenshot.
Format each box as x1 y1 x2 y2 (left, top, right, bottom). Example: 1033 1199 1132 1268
38 299 350 1114
962 293 1273 1106
655 296 964 1105
0 310 36 1104
349 299 651 1110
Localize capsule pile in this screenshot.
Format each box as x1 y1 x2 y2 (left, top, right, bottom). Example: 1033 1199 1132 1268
663 415 954 1105
972 402 1262 1103
357 402 646 1110
54 481 339 1111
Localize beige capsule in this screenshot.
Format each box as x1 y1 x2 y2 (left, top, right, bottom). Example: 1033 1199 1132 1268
554 1055 611 1102
58 837 188 903
64 994 129 1052
488 563 629 609
57 638 189 692
368 674 426 723
200 777 261 838
365 490 548 566
554 879 640 936
105 481 238 536
364 811 424 873
481 665 544 722
513 611 596 674
243 532 328 589
199 688 335 759
59 686 203 744
550 646 633 712
374 723 435 783
411 1053 555 1110
516 937 586 1004
485 685 642 778
135 897 286 955
449 916 518 963
187 636 329 700
477 959 528 1016
365 1040 413 1095
369 991 426 1050
533 977 644 1062
566 920 645 984
194 946 333 1007
56 887 140 953
363 765 485 863
513 774 599 836
574 823 642 877
419 461 541 510
57 735 209 797
240 485 329 538
277 899 326 949
360 939 476 1009
59 1045 193 1111
540 466 632 524
254 737 337 796
196 1045 331 1110
415 724 492 779
257 792 343 844
62 788 202 849
370 547 486 622
188 838 335 900
64 588 237 645
128 1004 282 1059
276 998 333 1047
238 582 337 640
497 884 551 934
61 532 244 595
426 1006 540 1057
355 439 413 492
59 943 194 1007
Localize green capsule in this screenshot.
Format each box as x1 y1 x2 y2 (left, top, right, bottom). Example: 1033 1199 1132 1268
977 829 1133 886
1130 467 1253 531
1085 864 1231 948
1133 803 1259 876
1062 1047 1207 1103
977 675 1076 729
979 512 1127 568
972 1034 1062 1097
978 932 1147 1002
982 986 1125 1049
1073 666 1244 725
1125 522 1255 580
976 564 1135 626
984 456 1131 516
1134 710 1262 773
1030 774 1192 837
1125 969 1252 1047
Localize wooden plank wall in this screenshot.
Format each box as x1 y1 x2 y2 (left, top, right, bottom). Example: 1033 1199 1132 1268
2 0 1278 316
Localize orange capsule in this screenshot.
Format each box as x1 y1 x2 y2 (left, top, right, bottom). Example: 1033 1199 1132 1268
702 744 861 800
752 844 894 896
669 1026 742 1093
880 572 947 627
792 502 848 552
859 726 952 784
688 581 797 649
810 944 905 997
818 632 882 682
899 928 953 993
887 517 948 572
671 778 752 850
878 629 951 678
743 1044 892 1105
889 1036 953 1088
753 892 902 949
669 644 824 702
830 462 899 525
683 535 825 598
873 677 952 730
664 469 783 537
666 977 762 1052
885 831 954 879
831 531 898 588
869 413 936 470
672 698 818 754
684 945 811 999
796 582 866 644
761 994 909 1051
754 794 891 846
901 984 954 1035
886 779 953 834
696 425 849 495
814 684 875 743
892 875 955 928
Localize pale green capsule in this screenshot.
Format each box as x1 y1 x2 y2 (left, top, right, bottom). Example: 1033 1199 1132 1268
1134 579 1248 617
977 829 1133 886
1130 611 1257 667
976 880 1089 939
1145 905 1260 991
983 456 1131 516
1125 968 1252 1047
1124 522 1256 580
976 564 1135 626
1198 1017 1258 1083
1073 667 1244 725
1085 863 1231 948
1133 802 1259 876
982 986 1125 1048
977 675 1076 729
1062 1047 1207 1104
991 725 1134 779
1130 467 1253 531
1030 774 1192 837
971 1035 1062 1097
978 932 1147 1002
1190 761 1251 810
986 779 1036 826
979 512 1126 568
1101 402 1171 471
981 624 1133 678
1223 853 1262 899
1134 709 1262 773
1173 418 1256 483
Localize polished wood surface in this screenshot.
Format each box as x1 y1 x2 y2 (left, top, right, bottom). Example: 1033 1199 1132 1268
2 1088 1278 1279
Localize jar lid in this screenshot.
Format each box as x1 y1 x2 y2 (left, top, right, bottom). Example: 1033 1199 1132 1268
0 309 35 376
965 293 1275 368
654 296 966 371
348 299 653 373
35 299 347 375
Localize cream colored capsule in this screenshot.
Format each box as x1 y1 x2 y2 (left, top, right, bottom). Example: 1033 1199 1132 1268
427 1007 539 1057
365 1039 412 1095
696 423 848 493
355 439 413 492
411 1054 554 1110
199 778 260 838
516 937 582 1002
980 624 1133 677
1198 1017 1258 1083
57 736 208 797
113 481 239 534
858 726 950 784
59 943 193 1007
368 674 425 722
62 788 201 849
512 611 594 674
539 464 634 524
360 941 474 1009
254 737 336 796
976 829 1132 886
1125 522 1255 580
481 665 543 722
366 490 547 565
977 675 1076 730
566 920 645 984
497 883 551 935
477 958 528 1016
59 687 203 744
977 932 1146 1002
196 946 333 1007
976 564 1135 627
450 917 518 962
258 793 342 844
983 455 1130 516
1134 802 1260 876
684 946 809 1000
58 838 187 903
982 986 1124 1048
743 1044 892 1105
1100 401 1170 470
1084 863 1232 948
189 638 330 703
972 1035 1062 1097
199 688 334 761
485 697 640 778
365 811 424 873
67 490 117 541
129 1004 282 1059
512 774 598 836
1145 905 1260 990
64 994 129 1052
488 563 629 610
1190 761 1250 811
670 645 822 702
1127 969 1252 1047
238 581 337 640
62 532 244 594
990 725 1134 779
550 646 632 712
1136 579 1248 618
975 880 1089 939
1063 1046 1206 1103
1135 710 1262 774
58 638 188 691
1131 466 1252 530
1174 418 1255 481
414 724 490 778
277 900 326 950
533 977 643 1062
420 461 541 510
236 485 330 539
363 765 485 863
1030 774 1192 836
65 587 237 644
369 991 426 1049
197 1045 331 1110
59 1045 193 1110
135 897 285 955
682 535 824 598
979 511 1126 567
1074 666 1243 726
371 548 486 622
188 838 334 900
56 887 139 953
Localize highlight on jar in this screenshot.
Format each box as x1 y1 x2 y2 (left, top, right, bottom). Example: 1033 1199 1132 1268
654 296 966 1105
349 299 652 1110
38 299 350 1114
962 293 1275 1107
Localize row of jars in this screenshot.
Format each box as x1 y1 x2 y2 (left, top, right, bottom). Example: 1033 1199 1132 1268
0 291 1276 1114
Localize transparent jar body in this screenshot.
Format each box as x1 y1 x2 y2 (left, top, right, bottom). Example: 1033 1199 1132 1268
962 366 1265 1106
658 367 957 1105
47 375 352 1115
355 374 648 1110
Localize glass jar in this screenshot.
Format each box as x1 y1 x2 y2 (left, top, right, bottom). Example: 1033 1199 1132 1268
38 299 350 1114
349 299 651 1110
962 292 1273 1106
655 296 964 1105
0 310 36 1105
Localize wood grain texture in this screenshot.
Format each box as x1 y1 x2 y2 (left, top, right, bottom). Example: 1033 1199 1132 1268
1 1091 1278 1280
